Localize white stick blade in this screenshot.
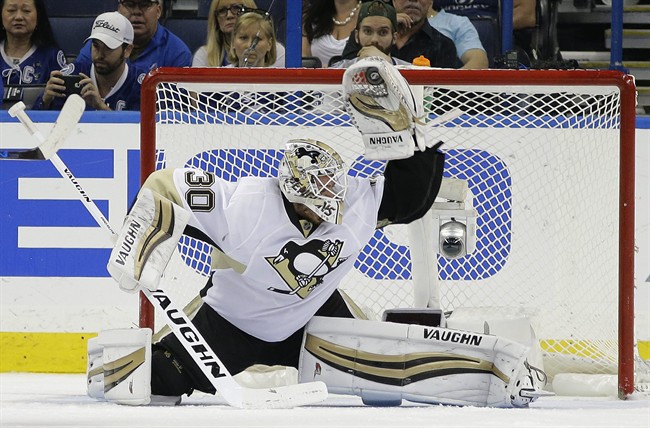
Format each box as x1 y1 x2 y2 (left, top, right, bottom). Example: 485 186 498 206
39 94 85 159
240 381 328 409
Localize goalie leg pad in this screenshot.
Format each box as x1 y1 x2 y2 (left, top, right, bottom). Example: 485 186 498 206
298 317 548 408
87 328 152 406
86 336 104 400
107 188 191 293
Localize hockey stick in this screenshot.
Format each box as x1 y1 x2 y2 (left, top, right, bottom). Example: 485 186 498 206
5 98 116 236
8 103 328 409
3 97 84 160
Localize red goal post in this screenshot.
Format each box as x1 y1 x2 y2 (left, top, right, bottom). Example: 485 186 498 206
140 67 636 397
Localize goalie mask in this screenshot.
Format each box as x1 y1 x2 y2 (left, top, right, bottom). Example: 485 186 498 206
278 139 348 225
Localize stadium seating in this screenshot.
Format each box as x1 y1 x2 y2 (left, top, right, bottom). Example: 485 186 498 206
44 0 116 17
164 18 208 56
50 17 96 59
469 17 501 68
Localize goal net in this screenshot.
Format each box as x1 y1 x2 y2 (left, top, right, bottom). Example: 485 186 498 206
140 67 638 396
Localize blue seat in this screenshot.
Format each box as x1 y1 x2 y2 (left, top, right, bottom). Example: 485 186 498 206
44 0 116 17
469 16 501 68
197 0 211 18
164 18 208 56
50 17 95 57
255 0 286 45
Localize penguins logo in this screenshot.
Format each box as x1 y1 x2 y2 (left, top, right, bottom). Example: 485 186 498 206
266 239 346 298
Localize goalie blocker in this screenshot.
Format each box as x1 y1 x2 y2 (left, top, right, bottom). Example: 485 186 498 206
299 317 550 407
106 188 191 293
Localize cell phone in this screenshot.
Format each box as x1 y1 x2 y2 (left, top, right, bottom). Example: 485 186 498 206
61 75 83 95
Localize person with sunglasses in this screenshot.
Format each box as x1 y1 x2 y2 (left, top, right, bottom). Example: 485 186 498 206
75 0 191 72
192 0 285 68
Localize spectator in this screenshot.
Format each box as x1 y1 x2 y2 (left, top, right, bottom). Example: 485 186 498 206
1 0 66 85
76 0 191 71
435 0 538 59
340 0 458 68
436 0 536 30
302 0 362 68
34 12 146 111
195 11 280 114
331 1 410 67
227 11 276 67
192 0 285 67
428 5 488 69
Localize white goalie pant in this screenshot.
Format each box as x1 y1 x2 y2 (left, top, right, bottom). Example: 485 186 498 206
87 328 152 406
298 317 546 408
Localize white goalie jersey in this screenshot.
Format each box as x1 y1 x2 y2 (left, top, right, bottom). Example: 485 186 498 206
150 168 384 342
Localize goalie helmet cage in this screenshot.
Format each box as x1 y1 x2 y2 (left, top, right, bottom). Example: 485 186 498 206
139 67 636 398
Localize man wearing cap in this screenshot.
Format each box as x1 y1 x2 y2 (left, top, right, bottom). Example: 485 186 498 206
339 0 458 68
75 0 191 71
331 1 411 68
35 12 147 111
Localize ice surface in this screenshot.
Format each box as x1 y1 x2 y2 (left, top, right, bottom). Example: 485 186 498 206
1 373 649 427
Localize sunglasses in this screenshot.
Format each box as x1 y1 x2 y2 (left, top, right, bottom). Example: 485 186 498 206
119 1 159 13
216 5 270 20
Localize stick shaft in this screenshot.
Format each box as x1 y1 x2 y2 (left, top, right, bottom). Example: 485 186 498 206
48 154 117 235
12 105 117 236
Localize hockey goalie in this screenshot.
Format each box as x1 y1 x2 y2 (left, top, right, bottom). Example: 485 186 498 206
92 57 549 408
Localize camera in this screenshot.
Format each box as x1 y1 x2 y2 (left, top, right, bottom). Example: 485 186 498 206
433 203 477 259
61 75 83 96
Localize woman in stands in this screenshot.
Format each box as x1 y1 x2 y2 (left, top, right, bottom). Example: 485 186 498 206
192 0 284 67
302 0 362 67
0 0 65 85
196 12 279 116
227 11 276 67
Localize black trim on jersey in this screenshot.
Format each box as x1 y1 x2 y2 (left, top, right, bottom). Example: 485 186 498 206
281 193 320 236
378 142 445 225
183 224 222 252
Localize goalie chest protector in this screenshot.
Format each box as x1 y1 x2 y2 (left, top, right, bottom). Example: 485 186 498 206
171 170 385 342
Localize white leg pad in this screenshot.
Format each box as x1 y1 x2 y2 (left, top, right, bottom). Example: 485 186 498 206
299 317 549 407
86 328 152 406
446 307 550 402
86 336 104 400
107 188 191 293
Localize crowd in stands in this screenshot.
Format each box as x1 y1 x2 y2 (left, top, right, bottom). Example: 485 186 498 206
1 0 545 111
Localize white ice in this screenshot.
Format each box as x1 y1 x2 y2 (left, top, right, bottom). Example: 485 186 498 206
1 373 649 428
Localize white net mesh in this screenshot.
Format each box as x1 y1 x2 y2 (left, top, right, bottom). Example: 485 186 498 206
142 69 635 386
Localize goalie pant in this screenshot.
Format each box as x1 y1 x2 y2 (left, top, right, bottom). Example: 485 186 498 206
298 317 547 408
